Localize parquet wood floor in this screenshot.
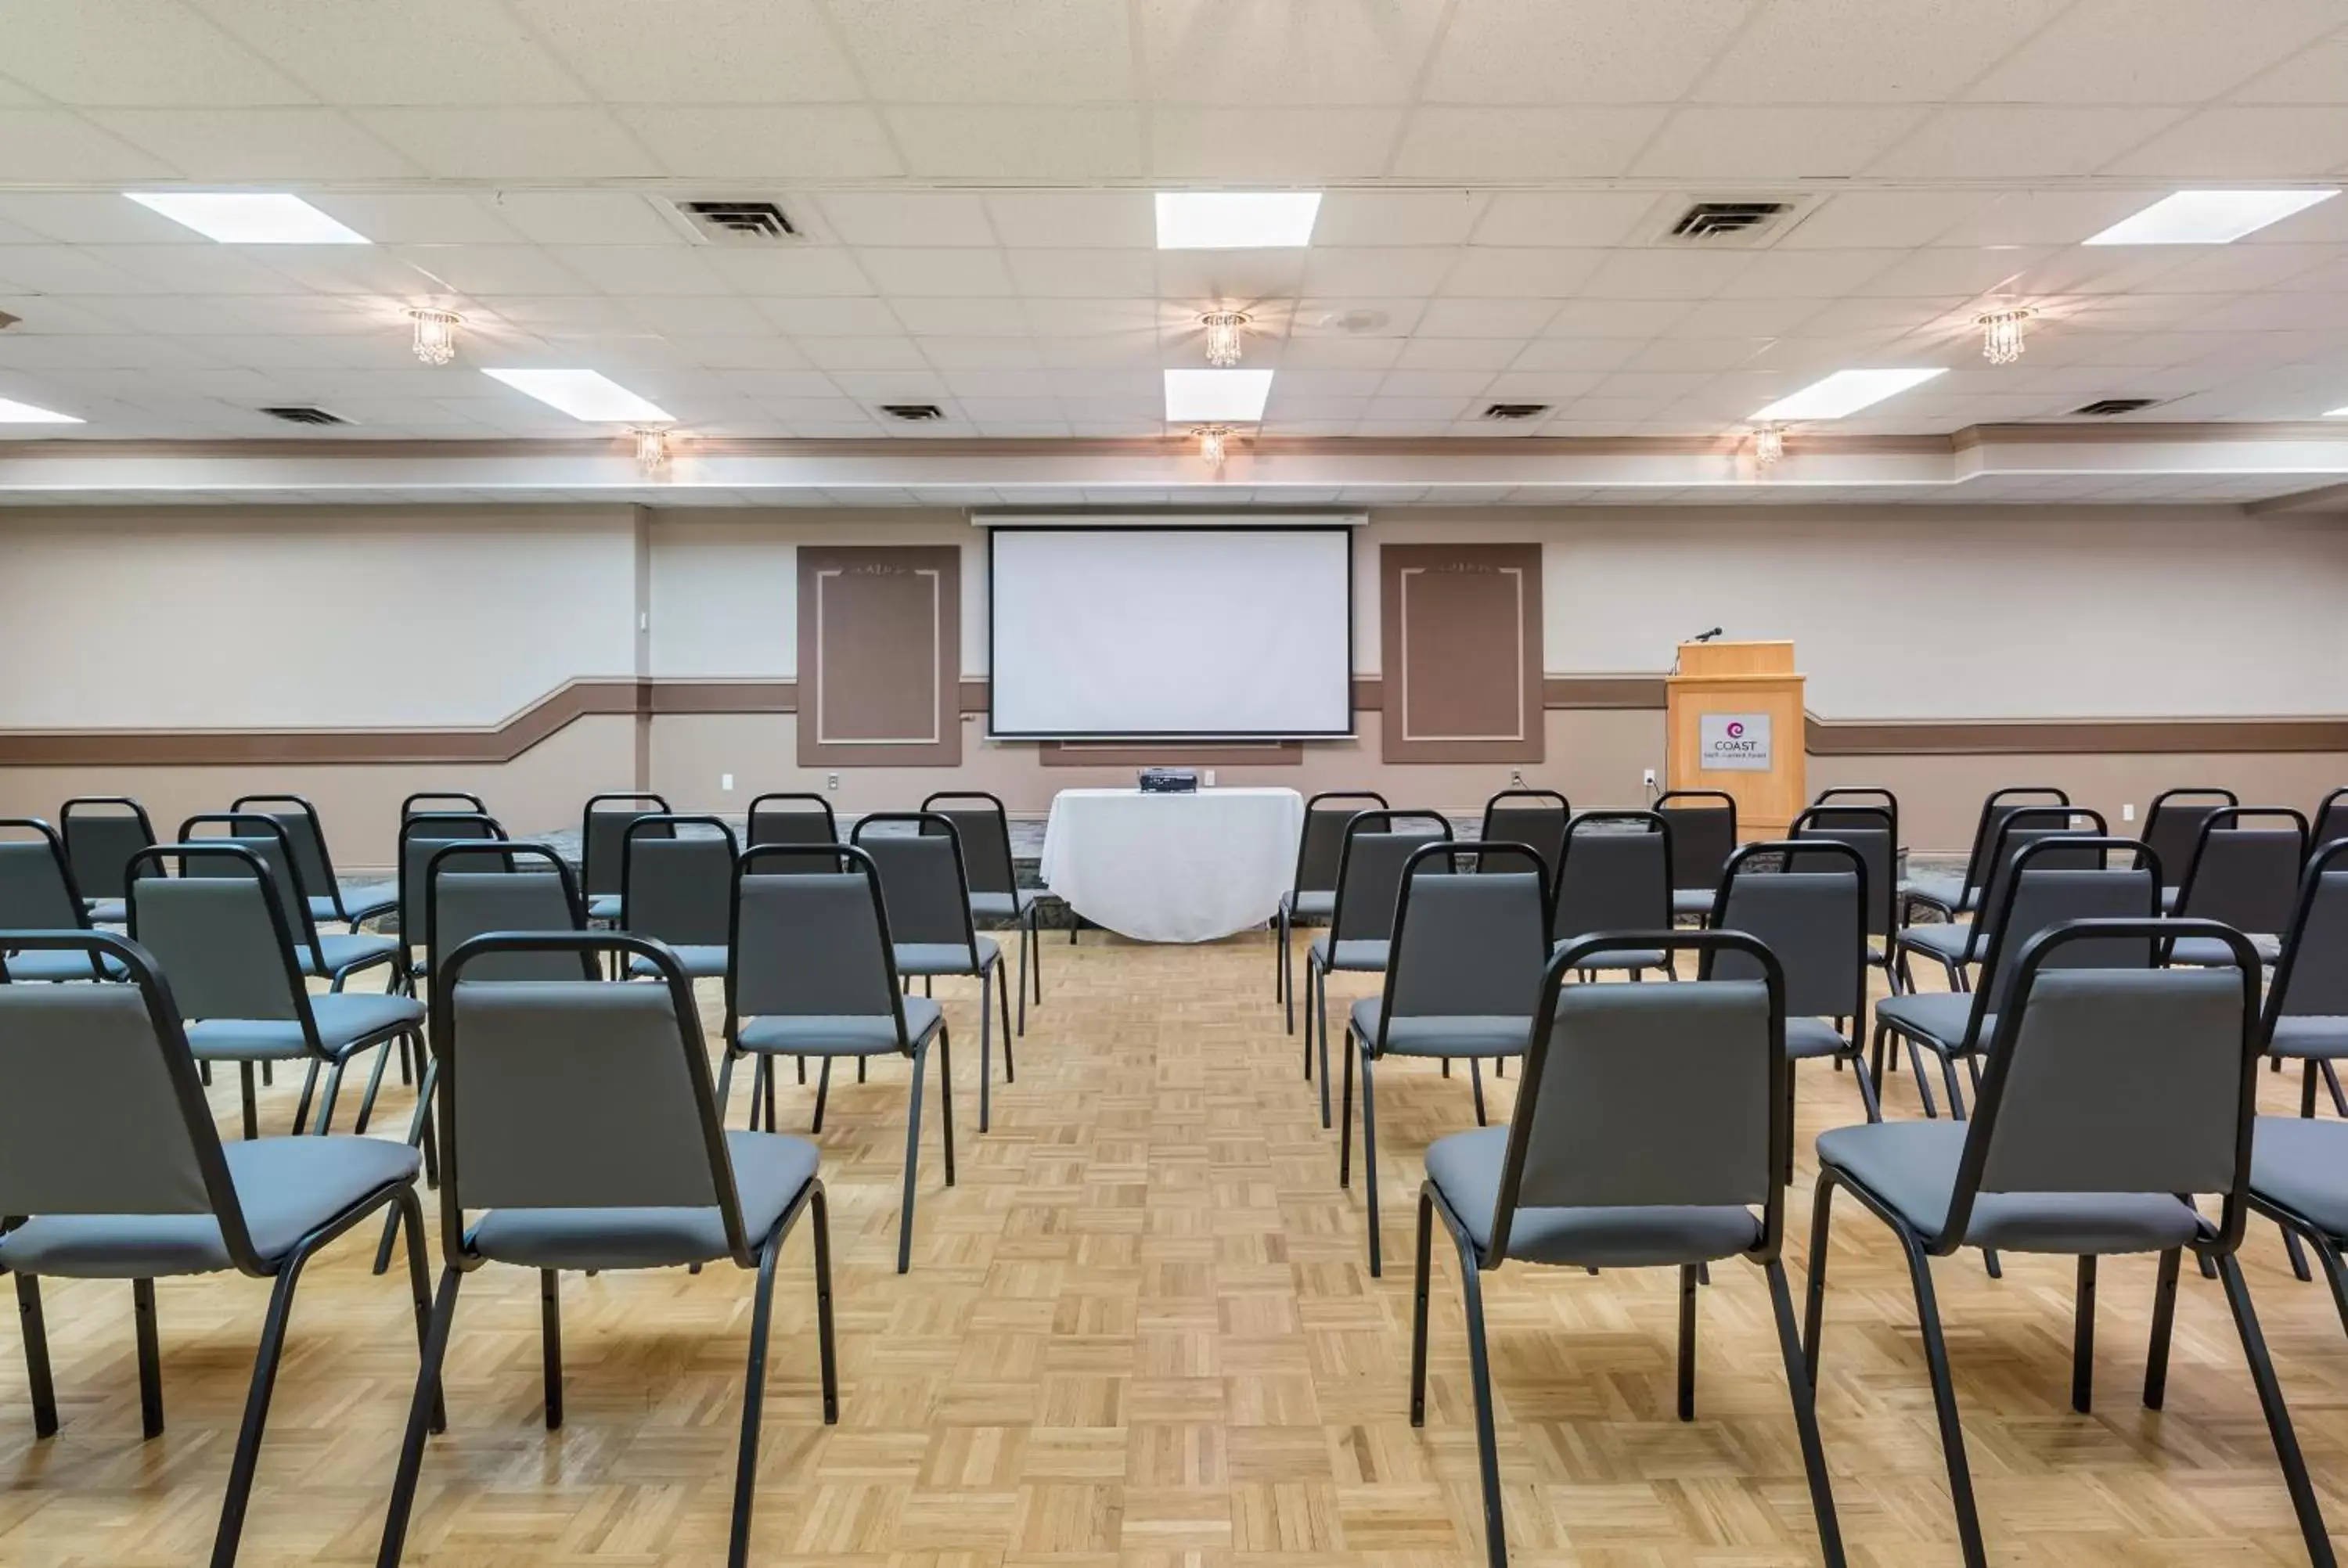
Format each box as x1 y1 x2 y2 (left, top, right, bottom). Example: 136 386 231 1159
2 934 2344 1565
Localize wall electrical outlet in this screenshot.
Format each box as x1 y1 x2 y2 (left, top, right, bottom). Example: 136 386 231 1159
2121 801 2135 822
1508 770 1525 789
825 772 840 792
720 773 734 793
1642 768 1658 789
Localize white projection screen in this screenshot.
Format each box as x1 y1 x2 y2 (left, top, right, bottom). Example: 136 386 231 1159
988 527 1355 740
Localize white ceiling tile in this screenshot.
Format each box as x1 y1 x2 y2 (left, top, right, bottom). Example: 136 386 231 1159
0 192 213 244
0 111 175 181
1871 106 2184 178
621 297 773 336
1965 0 2347 103
664 334 813 369
754 297 903 336
1777 192 1995 250
1275 334 1406 369
982 192 1154 250
1392 337 1526 369
1004 249 1158 299
1266 369 1389 398
2127 246 2336 295
2102 108 2348 179
887 106 1146 179
795 336 930 371
1479 370 1605 401
507 0 866 102
354 107 661 178
1299 248 1457 297
190 0 588 103
815 193 996 249
1662 297 1829 336
481 193 683 248
1625 336 1775 372
857 248 1015 298
1932 191 2172 248
1412 298 1561 338
1377 369 1500 398
1135 0 1449 104
715 369 838 397
1149 108 1405 181
1544 299 1694 337
1579 249 1756 300
2228 36 2348 102
887 297 1024 336
1708 248 1898 300
1851 246 2052 297
1692 0 2068 102
1507 338 1645 372
686 247 871 300
1469 192 1663 249
1439 247 1608 299
551 246 735 297
1392 108 1669 180
1633 106 1929 178
300 194 525 245
1025 299 1163 337
3 1 310 106
391 246 592 295
1154 250 1309 307
85 107 417 180
1426 0 1756 102
1312 192 1489 248
614 106 900 179
823 0 1135 102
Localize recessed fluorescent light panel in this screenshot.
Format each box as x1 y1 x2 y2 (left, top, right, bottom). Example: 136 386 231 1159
1155 192 1321 250
125 192 369 244
0 397 81 423
1752 368 1946 423
1164 369 1273 423
2085 189 2336 246
482 368 673 424
2327 403 2348 418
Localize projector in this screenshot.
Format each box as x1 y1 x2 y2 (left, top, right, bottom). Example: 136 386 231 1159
1138 768 1198 794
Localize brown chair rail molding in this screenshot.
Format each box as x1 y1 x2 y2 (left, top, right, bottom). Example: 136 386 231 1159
0 675 2341 768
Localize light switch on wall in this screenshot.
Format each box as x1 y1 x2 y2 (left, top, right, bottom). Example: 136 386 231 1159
2121 801 2134 822
826 772 840 792
1203 769 1217 787
721 773 734 793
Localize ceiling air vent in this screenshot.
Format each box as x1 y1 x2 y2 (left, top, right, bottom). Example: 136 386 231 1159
1669 201 1789 239
672 200 800 244
1482 402 1550 421
0 309 17 332
881 403 945 422
2071 397 2164 417
258 405 348 426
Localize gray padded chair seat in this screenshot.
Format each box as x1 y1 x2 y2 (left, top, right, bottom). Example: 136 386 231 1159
586 892 623 922
2268 1016 2348 1060
1309 937 1389 971
1428 1127 1762 1267
467 1130 819 1270
1896 922 1981 966
2 949 128 982
297 932 399 974
1670 887 1713 919
0 1135 421 1278
1817 1121 2208 1253
1550 941 1667 972
186 991 425 1063
2169 933 2281 967
1283 890 1335 920
625 943 728 979
738 997 943 1058
85 897 128 925
969 890 1038 919
1347 998 1529 1058
1873 991 1984 1048
1785 1016 1853 1059
2251 1116 2348 1239
894 937 999 975
311 885 396 926
1901 873 1972 914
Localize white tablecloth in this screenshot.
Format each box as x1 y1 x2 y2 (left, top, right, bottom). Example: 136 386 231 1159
1039 787 1305 944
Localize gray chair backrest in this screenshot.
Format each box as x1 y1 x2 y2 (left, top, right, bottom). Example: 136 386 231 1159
582 794 671 899
1381 843 1547 1027
2267 843 2348 1023
921 793 1017 897
1553 815 1670 943
399 813 508 949
128 850 304 1023
0 937 241 1237
2177 810 2307 936
0 823 85 930
427 843 591 984
60 799 154 902
622 818 738 947
2142 789 2236 885
1655 792 1736 897
1972 807 2105 937
1789 804 1894 941
730 852 909 1039
1706 842 1864 1020
852 816 978 952
1500 936 1782 1235
175 815 322 952
1959 787 2069 898
2315 789 2348 855
1974 844 2159 1019
232 797 337 905
1964 927 2256 1217
1292 792 1388 900
438 940 734 1235
746 794 837 852
1331 815 1451 946
1478 791 1569 884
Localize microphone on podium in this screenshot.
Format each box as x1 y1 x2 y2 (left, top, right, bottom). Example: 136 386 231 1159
1689 626 1724 642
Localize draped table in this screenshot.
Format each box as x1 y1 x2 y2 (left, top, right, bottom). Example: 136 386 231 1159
1039 786 1305 944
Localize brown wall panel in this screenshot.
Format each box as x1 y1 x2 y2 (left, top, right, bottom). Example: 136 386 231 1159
795 545 961 768
1378 543 1543 764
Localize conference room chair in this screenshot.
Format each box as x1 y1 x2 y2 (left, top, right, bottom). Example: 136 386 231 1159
0 930 432 1568
746 790 838 850
1872 834 2155 1127
1305 809 1452 1131
851 813 1016 1134
0 818 117 981
1654 789 1737 922
2141 786 2239 910
400 789 488 822
921 790 1048 1036
1550 810 1675 981
1903 784 2070 926
1789 800 1897 987
230 792 395 932
178 813 399 993
59 794 155 925
127 843 427 1142
1805 922 2333 1568
1277 789 1388 1035
1340 840 1549 1275
2249 1112 2348 1338
1890 806 2105 994
394 811 512 994
579 790 672 924
1705 839 1878 1133
373 933 837 1568
620 815 740 980
1475 787 1570 884
2258 838 2348 1124
2170 806 2308 966
722 843 954 1275
2314 786 2347 854
1413 931 1842 1568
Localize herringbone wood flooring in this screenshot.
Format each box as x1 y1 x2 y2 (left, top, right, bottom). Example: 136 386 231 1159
2 933 2343 1565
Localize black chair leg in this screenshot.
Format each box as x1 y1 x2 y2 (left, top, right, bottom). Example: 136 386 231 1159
2213 1250 2338 1566
2145 1246 2181 1410
1677 1262 1698 1421
292 1061 320 1135
1896 1232 1987 1568
134 1277 164 1438
1468 1057 1487 1127
538 1269 564 1430
1903 1037 1941 1120
308 1058 349 1136
1450 1225 1508 1568
899 1045 927 1275
856 1057 866 1085
1360 1052 1382 1278
1763 1257 1847 1567
1279 910 1293 1033
1302 951 1316 1080
812 1058 833 1135
239 1063 259 1141
377 1267 463 1568
1338 1032 1356 1191
2313 1233 2348 1339
1016 916 1030 1038
352 1036 396 1135
729 1229 784 1568
16 1275 56 1438
1409 1186 1435 1426
810 1185 840 1423
1315 966 1334 1131
1802 1171 1837 1384
392 1185 445 1435
997 959 1014 1083
2323 1059 2348 1117
2072 1254 2096 1414
936 1028 957 1189
1849 1044 1884 1123
211 1239 321 1568
715 1052 740 1130
979 964 995 1135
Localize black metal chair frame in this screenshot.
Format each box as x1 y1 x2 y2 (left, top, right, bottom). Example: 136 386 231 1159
373 932 837 1568
1550 809 1676 980
578 791 672 922
1277 790 1389 1035
2263 838 2348 1125
1890 805 2105 994
2142 787 2239 901
1305 808 1453 1130
921 789 1049 1036
176 813 396 994
1791 800 1899 990
746 791 839 849
2314 786 2348 854
229 793 387 931
1804 920 2335 1568
1655 788 1737 922
619 813 741 958
0 930 435 1568
0 818 109 980
394 811 512 991
1413 930 1843 1568
1705 837 1878 1127
1905 785 2070 926
400 790 488 821
2173 805 2310 940
59 794 156 921
1475 788 1571 885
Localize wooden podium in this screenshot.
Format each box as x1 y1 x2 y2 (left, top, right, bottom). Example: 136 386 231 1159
1665 639 1806 839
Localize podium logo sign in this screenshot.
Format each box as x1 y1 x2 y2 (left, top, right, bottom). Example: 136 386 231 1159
1698 713 1772 771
